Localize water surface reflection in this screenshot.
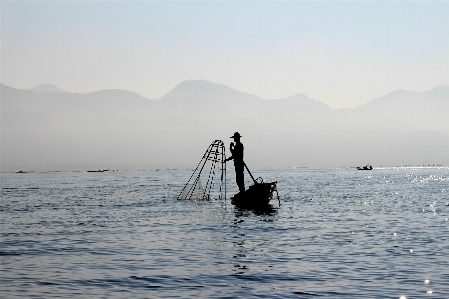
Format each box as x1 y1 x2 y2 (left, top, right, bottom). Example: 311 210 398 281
1 169 448 298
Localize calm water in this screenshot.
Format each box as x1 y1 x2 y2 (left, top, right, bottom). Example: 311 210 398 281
1 168 448 299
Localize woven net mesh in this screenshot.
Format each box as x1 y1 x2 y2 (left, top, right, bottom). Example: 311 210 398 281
178 180 212 201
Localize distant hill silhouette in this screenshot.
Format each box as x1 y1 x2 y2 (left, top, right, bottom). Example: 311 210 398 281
356 86 448 112
162 80 331 112
163 79 259 102
87 88 150 100
421 85 449 100
29 83 67 94
354 86 448 134
1 81 448 171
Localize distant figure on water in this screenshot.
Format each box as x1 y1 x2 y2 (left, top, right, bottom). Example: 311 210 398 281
225 132 245 193
357 164 373 170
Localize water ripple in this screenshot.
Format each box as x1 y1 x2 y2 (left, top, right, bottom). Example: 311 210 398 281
1 168 448 298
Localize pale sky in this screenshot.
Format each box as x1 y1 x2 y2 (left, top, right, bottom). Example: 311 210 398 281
1 1 448 108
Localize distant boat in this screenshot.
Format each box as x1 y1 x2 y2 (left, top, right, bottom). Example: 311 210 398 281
87 170 108 173
357 164 373 171
231 182 278 208
15 170 28 173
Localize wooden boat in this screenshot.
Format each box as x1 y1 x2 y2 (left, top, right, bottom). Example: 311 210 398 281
231 182 277 208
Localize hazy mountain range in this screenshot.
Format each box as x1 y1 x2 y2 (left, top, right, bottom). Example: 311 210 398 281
1 80 448 171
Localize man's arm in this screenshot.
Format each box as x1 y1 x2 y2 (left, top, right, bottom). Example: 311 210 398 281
225 142 235 162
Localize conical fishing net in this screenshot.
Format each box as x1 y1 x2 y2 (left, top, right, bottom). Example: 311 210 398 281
177 140 226 201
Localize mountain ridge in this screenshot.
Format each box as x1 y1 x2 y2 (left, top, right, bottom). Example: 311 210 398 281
356 85 448 112
1 81 448 171
29 83 67 94
2 81 447 109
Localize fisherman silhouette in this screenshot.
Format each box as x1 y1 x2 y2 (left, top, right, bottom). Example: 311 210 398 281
225 132 245 193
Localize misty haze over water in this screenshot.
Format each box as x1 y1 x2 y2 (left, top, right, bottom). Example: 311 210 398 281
1 80 448 172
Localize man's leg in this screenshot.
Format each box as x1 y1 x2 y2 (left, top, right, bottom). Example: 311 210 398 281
235 167 245 193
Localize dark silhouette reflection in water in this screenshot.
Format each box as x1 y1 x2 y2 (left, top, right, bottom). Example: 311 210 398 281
229 204 278 276
234 204 278 218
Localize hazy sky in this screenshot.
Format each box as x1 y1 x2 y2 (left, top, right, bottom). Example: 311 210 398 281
1 1 448 108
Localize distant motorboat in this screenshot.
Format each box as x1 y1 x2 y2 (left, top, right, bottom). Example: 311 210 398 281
357 164 373 171
87 169 110 173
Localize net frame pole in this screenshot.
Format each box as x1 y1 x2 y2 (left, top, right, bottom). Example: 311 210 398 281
204 140 221 199
219 140 226 200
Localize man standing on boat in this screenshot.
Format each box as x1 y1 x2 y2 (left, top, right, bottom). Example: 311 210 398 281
225 132 245 193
